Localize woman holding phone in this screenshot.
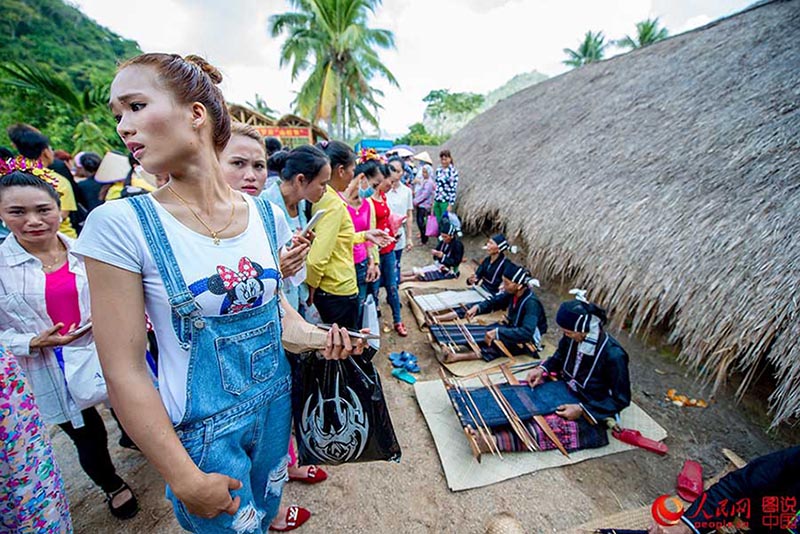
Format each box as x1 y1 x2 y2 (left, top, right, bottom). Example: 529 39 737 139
0 163 139 520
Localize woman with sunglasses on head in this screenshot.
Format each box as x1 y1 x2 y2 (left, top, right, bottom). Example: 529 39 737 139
74 53 361 533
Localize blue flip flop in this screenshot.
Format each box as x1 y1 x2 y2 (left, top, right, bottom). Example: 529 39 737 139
391 368 417 384
389 352 408 368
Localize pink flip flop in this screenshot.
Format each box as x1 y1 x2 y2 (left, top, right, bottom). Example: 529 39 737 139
676 459 703 502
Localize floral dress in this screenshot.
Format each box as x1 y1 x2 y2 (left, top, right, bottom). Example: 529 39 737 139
0 346 72 534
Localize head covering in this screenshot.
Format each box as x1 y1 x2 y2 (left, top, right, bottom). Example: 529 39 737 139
95 151 132 184
555 290 607 355
413 151 433 165
73 151 86 170
491 234 509 252
502 262 540 288
440 218 458 237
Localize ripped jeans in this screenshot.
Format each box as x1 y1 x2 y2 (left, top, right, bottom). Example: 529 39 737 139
166 384 292 533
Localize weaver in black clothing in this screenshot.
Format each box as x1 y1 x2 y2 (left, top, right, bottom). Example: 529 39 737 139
465 263 547 351
526 292 631 423
649 445 800 534
400 218 464 282
467 233 514 295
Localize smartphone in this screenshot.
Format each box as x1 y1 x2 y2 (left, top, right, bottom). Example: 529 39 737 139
316 323 381 340
71 321 93 336
302 209 327 236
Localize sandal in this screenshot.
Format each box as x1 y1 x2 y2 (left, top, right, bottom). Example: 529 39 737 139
394 322 408 337
391 368 417 384
269 505 311 531
105 481 139 520
289 465 328 484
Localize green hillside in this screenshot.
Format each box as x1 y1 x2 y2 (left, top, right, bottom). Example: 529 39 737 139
0 0 141 151
422 70 549 138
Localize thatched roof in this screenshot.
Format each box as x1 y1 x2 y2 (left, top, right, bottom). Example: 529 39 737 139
445 0 800 426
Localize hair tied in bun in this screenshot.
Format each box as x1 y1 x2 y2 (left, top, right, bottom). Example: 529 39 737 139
184 54 223 84
267 150 289 173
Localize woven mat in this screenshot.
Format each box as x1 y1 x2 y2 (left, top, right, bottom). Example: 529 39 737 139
399 263 476 291
414 377 668 491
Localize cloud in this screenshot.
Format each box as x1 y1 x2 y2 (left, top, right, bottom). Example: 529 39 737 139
74 0 755 136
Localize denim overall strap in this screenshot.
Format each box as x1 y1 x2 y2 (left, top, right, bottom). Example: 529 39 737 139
127 195 200 347
253 198 283 310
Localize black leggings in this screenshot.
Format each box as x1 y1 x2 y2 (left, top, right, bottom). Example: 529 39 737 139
58 407 124 493
416 207 430 244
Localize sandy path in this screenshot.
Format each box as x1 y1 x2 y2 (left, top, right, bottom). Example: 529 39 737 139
52 236 797 534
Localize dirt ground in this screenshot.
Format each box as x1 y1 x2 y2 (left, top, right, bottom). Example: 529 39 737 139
52 235 799 534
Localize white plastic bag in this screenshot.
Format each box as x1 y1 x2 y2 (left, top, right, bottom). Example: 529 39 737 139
362 295 380 350
61 344 108 409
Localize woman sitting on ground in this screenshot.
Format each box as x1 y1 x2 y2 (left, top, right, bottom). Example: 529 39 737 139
474 292 629 455
527 292 631 424
399 218 464 283
463 263 547 352
468 234 514 295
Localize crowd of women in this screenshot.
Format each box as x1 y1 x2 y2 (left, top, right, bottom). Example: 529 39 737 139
0 52 462 533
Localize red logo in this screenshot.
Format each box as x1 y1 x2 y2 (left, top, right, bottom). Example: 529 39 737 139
652 494 685 526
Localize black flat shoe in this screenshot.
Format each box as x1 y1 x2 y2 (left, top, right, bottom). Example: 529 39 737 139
106 482 139 520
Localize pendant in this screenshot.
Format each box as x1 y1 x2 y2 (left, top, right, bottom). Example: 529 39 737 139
211 233 220 245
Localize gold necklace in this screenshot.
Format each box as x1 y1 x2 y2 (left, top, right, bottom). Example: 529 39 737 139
166 185 237 245
40 245 66 272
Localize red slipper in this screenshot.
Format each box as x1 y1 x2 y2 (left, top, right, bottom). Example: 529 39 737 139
269 506 311 532
676 459 703 502
394 322 408 337
288 465 328 484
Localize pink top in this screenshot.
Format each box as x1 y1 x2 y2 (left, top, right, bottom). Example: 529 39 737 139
45 263 82 335
346 198 372 264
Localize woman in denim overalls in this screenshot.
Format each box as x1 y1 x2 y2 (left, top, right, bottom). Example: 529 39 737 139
74 53 360 533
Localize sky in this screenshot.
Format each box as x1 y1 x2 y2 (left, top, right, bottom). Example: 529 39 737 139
72 0 754 137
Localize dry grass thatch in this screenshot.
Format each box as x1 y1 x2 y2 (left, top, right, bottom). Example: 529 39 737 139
443 0 800 426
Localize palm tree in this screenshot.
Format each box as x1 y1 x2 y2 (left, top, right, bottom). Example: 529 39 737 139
616 18 669 49
269 0 398 138
246 93 278 119
0 61 111 153
563 31 607 68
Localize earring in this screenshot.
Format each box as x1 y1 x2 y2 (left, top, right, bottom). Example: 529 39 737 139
192 122 198 130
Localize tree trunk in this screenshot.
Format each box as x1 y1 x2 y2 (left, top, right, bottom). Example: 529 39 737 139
338 82 345 140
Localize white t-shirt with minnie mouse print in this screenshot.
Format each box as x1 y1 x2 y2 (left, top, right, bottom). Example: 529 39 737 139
73 193 292 423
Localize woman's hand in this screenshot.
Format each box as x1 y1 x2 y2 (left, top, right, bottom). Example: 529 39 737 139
484 328 497 346
365 229 392 248
280 242 310 279
173 471 243 519
298 229 315 244
465 305 479 321
366 262 381 283
555 404 584 421
467 275 478 286
29 323 91 350
405 241 414 251
321 324 366 360
526 367 546 388
432 249 444 259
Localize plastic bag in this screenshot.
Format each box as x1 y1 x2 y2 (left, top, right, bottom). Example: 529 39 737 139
362 295 380 351
291 348 401 466
56 345 108 409
425 214 439 237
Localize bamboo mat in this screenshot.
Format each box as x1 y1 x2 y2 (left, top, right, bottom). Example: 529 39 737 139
414 377 668 492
